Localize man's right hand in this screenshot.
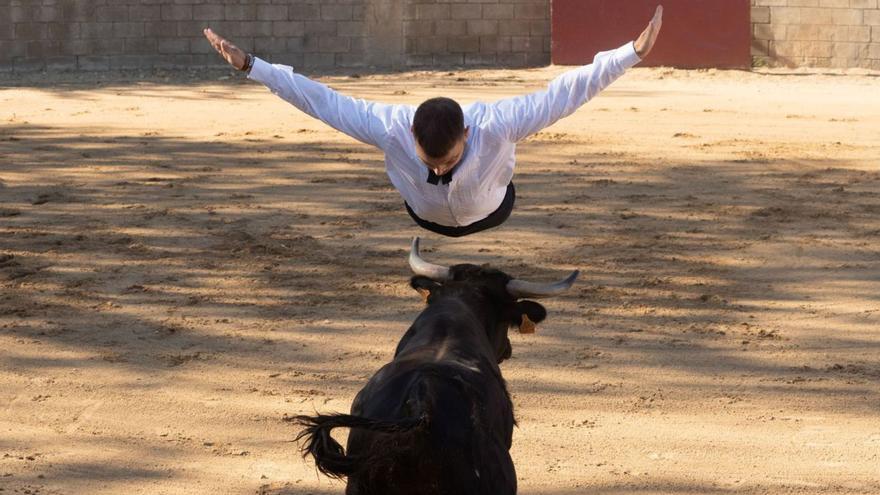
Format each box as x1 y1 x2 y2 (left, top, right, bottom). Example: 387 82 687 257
203 28 247 71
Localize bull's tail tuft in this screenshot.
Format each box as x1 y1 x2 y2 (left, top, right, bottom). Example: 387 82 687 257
292 413 427 480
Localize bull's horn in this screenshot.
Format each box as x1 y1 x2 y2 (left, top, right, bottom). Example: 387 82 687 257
506 270 579 299
408 237 451 281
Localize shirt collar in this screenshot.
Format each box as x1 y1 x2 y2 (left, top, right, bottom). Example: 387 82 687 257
426 166 455 185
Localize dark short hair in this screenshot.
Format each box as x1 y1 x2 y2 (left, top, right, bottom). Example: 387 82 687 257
412 97 465 158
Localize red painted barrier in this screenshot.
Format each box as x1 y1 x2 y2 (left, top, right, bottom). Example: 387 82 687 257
551 0 751 68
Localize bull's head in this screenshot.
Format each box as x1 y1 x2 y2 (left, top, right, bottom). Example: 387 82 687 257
408 237 579 362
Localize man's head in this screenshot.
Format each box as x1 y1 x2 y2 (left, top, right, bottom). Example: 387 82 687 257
412 97 469 176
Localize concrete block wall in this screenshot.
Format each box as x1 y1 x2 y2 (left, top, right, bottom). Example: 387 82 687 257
6 0 878 73
0 0 550 73
402 0 550 68
0 0 370 73
751 0 880 69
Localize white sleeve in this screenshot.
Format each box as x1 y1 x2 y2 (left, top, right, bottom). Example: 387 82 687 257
485 42 642 143
248 58 397 149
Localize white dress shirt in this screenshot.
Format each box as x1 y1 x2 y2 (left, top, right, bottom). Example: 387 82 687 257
248 42 642 227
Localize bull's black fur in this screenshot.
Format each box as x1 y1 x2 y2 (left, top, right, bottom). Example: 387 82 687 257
293 263 550 495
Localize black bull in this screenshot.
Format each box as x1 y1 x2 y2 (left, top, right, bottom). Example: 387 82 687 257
293 238 578 494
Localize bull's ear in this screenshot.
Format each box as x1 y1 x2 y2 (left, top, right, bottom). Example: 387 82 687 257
410 276 442 303
516 300 546 334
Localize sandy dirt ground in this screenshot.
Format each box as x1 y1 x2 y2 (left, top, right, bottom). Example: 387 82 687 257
1 64 879 495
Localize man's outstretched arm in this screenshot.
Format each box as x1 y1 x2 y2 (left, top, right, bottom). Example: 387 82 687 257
203 28 398 149
486 5 663 143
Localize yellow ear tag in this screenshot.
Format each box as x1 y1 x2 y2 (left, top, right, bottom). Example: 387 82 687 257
416 288 430 304
519 314 537 334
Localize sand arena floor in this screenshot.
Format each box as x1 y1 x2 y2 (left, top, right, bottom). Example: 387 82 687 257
1 65 879 494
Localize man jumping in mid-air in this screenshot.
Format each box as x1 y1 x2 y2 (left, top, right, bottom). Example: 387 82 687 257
204 6 663 237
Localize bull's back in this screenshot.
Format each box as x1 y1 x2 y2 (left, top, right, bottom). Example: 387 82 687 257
346 361 516 495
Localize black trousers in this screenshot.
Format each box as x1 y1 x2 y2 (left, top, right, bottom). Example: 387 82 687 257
405 183 515 238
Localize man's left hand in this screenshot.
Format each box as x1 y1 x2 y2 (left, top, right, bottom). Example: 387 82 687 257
634 5 663 58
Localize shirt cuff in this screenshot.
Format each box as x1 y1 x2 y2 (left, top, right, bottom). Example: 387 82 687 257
247 57 273 84
615 41 642 69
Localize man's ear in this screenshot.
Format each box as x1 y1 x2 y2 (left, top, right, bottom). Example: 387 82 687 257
516 300 547 334
410 276 442 304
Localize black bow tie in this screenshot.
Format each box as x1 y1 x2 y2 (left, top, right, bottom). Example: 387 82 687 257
426 166 455 185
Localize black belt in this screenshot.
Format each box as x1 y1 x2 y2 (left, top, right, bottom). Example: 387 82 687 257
404 183 515 238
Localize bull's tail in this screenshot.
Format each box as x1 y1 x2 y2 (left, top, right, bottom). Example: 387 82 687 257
292 413 427 479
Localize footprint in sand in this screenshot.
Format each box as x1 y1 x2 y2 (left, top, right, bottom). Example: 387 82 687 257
31 191 66 205
66 400 104 434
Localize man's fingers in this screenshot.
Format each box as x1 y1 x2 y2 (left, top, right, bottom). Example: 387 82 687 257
204 28 230 56
207 36 221 52
203 27 245 69
204 28 219 46
649 6 662 32
648 6 662 37
647 5 662 34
